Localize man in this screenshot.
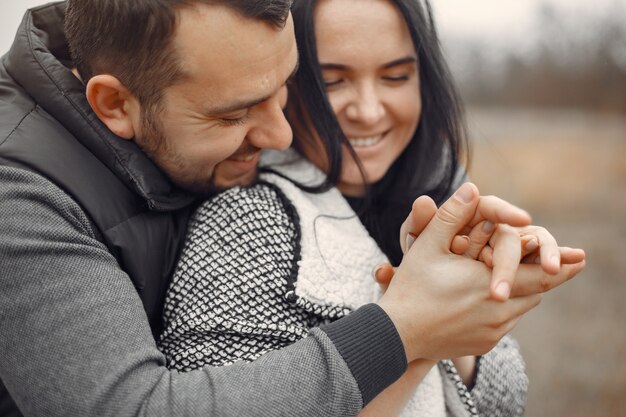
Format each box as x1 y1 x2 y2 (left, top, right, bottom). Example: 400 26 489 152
0 1 584 416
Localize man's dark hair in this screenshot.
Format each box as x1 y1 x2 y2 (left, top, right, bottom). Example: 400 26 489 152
65 0 292 107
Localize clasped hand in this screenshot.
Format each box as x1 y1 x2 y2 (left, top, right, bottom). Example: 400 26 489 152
376 183 586 363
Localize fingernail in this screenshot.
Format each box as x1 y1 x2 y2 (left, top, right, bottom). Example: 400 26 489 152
495 281 511 299
454 183 474 204
482 221 495 234
525 238 538 252
372 263 385 279
405 234 416 251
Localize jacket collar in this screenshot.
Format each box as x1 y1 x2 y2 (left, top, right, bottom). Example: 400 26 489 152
4 1 196 211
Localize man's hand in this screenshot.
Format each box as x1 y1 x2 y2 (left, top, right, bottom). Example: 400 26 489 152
398 184 585 300
377 183 585 362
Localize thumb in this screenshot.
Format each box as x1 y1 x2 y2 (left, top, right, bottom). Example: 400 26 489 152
419 182 480 251
373 263 396 292
400 195 438 254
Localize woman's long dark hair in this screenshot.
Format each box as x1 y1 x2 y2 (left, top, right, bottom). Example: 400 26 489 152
288 0 469 264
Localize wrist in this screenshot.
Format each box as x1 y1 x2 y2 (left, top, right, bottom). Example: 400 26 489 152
377 299 410 362
451 355 478 387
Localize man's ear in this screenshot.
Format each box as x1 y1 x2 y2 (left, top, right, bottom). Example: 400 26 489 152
85 75 139 140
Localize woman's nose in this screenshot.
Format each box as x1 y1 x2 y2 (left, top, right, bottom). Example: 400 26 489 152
345 85 385 125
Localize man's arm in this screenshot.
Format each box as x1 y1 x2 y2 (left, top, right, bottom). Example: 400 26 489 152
0 166 405 416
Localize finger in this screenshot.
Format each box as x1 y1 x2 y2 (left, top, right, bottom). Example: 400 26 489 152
520 235 539 259
400 196 438 253
374 263 396 291
465 220 497 259
524 227 561 275
510 260 586 298
522 247 585 266
489 224 522 301
521 251 540 265
559 247 586 264
469 195 532 230
478 245 494 267
498 294 543 333
451 235 470 255
417 182 480 252
501 294 543 327
507 294 543 320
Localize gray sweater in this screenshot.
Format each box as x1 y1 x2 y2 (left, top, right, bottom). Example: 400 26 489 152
0 165 407 416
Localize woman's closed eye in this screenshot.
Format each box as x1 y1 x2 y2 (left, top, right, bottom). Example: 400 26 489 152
382 73 411 83
323 78 344 88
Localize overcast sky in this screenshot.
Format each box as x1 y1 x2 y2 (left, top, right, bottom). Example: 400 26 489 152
1 0 623 55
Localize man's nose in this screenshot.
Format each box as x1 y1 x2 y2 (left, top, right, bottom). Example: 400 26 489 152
247 93 293 151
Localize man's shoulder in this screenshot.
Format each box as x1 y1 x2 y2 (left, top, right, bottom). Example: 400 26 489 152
0 165 96 236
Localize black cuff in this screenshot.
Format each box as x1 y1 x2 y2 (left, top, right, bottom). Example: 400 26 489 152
320 303 407 405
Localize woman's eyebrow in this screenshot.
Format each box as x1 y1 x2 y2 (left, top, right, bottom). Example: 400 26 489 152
382 56 417 69
319 63 348 70
320 56 417 71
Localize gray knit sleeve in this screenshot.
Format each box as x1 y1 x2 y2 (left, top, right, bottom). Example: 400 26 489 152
0 167 367 417
439 335 527 417
471 335 528 417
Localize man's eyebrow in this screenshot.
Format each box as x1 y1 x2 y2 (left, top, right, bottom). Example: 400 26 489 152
320 56 417 71
207 59 300 115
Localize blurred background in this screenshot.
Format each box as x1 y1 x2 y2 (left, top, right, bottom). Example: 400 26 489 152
2 1 625 416
434 1 626 416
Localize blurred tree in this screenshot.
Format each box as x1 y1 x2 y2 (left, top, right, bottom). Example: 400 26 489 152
456 2 626 113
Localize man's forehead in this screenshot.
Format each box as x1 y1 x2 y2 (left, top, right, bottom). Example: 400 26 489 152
171 4 297 112
205 59 299 115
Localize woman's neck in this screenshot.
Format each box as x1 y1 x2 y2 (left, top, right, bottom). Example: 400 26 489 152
338 182 366 197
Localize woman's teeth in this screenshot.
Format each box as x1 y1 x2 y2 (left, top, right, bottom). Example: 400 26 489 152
348 134 383 148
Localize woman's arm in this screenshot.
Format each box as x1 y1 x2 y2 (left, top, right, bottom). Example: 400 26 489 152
470 335 528 417
359 359 436 417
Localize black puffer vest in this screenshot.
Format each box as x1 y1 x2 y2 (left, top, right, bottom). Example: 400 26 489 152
0 2 198 336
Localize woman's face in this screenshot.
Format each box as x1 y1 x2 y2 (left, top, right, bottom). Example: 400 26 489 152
311 0 422 196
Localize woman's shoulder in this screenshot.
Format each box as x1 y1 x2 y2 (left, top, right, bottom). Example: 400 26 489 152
190 183 295 231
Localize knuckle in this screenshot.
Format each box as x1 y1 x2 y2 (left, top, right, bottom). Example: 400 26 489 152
539 276 553 293
436 206 460 226
494 311 509 328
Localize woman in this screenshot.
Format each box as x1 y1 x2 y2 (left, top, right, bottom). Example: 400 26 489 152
285 0 466 267
158 0 584 416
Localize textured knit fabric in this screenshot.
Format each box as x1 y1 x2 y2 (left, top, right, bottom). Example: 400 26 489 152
0 165 372 417
159 155 446 416
159 150 528 416
0 3 410 414
0 1 196 337
472 336 528 416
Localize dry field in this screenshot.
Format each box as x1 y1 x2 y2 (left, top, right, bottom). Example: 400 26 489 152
467 106 626 417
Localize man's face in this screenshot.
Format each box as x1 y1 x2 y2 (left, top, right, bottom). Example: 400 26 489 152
135 5 297 194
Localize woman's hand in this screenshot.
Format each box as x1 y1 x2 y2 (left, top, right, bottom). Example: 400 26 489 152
397 187 586 301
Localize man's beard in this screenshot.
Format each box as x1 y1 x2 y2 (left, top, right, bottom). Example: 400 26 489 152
136 107 222 197
136 107 259 197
